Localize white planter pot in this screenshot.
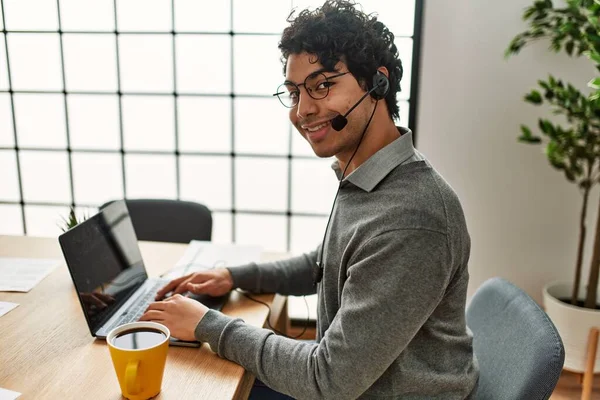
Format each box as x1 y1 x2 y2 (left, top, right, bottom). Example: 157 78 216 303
543 281 600 373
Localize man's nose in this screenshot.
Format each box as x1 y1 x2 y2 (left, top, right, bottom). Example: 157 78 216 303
296 88 318 119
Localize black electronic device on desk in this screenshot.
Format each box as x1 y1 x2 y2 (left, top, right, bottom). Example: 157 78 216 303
58 199 228 347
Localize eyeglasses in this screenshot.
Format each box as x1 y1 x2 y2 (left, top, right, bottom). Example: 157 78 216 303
273 71 349 108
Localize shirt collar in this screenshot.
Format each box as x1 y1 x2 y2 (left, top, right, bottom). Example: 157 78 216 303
332 127 416 192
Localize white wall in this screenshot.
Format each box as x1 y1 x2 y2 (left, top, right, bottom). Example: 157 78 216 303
417 0 600 303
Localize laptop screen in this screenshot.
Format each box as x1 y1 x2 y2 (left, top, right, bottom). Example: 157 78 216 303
59 200 148 334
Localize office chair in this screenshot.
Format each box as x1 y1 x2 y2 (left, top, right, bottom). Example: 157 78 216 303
466 277 565 400
100 199 212 244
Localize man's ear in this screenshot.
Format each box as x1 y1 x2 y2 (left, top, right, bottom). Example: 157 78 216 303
377 66 390 79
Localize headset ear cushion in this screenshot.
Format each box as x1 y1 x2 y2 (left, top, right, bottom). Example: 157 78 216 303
372 71 389 99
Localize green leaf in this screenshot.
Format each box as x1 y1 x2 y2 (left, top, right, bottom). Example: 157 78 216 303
566 41 575 55
526 90 543 104
548 152 565 167
550 158 566 169
58 206 88 232
518 125 543 143
519 136 543 143
539 119 555 134
589 77 600 89
591 34 600 44
520 125 533 138
547 141 563 163
524 6 537 19
583 50 600 64
560 22 575 34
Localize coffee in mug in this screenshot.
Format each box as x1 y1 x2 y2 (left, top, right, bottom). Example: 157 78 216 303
112 328 167 350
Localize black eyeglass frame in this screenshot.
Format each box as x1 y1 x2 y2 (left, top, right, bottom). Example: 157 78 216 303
272 71 350 108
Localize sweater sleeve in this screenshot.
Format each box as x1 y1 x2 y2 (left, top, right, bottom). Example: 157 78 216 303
225 248 318 296
195 229 453 400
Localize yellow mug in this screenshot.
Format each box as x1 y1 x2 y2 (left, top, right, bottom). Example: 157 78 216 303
107 321 170 400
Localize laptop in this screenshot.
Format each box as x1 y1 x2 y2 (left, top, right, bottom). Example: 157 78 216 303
58 199 228 347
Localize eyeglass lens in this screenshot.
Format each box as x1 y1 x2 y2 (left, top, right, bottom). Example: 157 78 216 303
275 72 334 108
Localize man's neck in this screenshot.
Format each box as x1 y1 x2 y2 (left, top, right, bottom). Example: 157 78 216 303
337 116 400 176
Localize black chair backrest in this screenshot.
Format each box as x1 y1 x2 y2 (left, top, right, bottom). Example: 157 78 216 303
101 199 212 244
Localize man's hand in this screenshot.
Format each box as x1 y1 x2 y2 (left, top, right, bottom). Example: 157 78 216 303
155 268 234 300
139 294 208 342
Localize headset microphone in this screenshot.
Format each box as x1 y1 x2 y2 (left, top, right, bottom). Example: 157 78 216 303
331 91 372 131
331 71 390 132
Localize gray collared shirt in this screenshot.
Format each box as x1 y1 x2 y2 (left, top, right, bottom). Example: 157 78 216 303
199 125 479 399
332 127 425 192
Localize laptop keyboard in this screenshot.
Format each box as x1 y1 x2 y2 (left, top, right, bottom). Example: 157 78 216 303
105 281 164 332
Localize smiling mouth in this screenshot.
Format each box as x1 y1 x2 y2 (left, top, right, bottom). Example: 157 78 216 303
301 120 332 141
303 121 331 132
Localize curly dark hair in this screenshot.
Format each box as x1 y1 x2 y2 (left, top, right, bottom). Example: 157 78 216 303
278 0 404 120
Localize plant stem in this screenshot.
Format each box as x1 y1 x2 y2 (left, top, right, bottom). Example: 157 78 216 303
573 185 590 305
585 197 600 309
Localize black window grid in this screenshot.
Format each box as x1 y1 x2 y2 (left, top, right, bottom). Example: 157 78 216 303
0 0 424 252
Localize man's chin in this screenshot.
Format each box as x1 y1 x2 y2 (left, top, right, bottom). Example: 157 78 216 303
309 145 336 159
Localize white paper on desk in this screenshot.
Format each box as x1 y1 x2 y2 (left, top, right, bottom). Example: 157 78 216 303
0 301 18 318
0 387 21 400
161 241 262 279
0 257 61 292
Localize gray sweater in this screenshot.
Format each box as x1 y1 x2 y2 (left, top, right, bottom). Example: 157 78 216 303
195 128 479 399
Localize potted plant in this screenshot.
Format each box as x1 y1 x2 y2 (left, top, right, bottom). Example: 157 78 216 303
58 206 88 232
506 0 600 372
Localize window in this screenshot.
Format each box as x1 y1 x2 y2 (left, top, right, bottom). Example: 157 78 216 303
0 0 423 255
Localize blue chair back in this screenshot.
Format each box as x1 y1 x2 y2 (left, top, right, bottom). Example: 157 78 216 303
466 277 565 400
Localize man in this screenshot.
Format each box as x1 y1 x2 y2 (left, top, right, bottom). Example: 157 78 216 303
141 1 479 398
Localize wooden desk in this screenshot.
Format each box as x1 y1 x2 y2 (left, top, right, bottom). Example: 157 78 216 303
0 235 288 400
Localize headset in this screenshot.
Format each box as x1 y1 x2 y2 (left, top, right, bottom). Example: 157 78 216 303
331 71 390 131
314 70 390 284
